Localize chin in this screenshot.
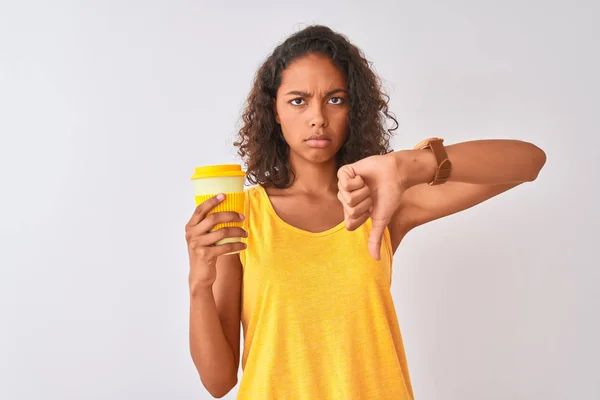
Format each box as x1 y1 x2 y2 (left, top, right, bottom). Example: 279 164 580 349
310 155 337 164
288 147 335 165
304 149 340 164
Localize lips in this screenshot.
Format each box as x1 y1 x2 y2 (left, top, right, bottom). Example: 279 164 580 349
305 134 331 141
305 139 331 148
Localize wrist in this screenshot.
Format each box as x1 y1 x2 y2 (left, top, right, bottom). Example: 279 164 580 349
392 149 438 189
189 279 214 300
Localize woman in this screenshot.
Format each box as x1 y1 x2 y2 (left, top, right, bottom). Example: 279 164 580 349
185 25 546 399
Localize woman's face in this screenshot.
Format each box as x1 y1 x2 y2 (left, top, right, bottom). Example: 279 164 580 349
274 53 349 164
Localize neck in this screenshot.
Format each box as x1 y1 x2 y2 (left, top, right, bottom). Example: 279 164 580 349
286 152 338 195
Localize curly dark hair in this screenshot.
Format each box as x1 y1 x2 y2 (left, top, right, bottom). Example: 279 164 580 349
234 25 398 189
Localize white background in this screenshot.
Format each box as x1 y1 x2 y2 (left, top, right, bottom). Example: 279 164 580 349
1 0 598 399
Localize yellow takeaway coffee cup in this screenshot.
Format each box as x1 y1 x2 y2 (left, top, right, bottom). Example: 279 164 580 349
190 164 246 247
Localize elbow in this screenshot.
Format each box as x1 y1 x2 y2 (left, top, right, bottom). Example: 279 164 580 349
527 143 547 181
204 376 238 398
209 389 231 399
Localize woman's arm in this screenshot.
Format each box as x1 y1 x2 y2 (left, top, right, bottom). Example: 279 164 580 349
189 254 242 398
337 139 546 259
392 139 547 230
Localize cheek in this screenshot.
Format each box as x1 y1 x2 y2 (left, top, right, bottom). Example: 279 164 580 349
332 109 349 131
278 107 303 131
276 109 295 141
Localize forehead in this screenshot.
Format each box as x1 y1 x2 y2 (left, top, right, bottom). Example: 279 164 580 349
279 53 347 91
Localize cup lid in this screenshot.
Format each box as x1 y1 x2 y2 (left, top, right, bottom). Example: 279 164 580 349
191 164 246 180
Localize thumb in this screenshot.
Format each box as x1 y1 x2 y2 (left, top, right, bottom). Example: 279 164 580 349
368 217 390 261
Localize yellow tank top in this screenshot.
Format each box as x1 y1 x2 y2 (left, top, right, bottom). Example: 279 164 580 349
238 185 414 399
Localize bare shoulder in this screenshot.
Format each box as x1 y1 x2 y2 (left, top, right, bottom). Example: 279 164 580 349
212 252 243 368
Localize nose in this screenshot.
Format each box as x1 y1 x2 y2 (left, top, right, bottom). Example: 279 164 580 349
309 103 328 128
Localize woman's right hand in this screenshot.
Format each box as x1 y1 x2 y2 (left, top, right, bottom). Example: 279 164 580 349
185 194 247 289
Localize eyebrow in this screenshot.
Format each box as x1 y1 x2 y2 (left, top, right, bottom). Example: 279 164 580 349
284 88 347 97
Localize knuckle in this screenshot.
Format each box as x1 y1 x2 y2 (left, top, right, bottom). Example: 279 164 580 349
225 243 238 252
211 211 222 220
189 240 200 251
213 212 231 223
226 228 237 237
225 212 238 221
196 247 210 259
232 229 246 239
205 213 218 225
233 227 245 237
342 192 352 207
232 241 246 249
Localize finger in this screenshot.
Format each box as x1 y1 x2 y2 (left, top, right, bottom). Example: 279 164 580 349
199 227 248 246
198 211 245 233
337 164 357 181
212 241 248 257
187 193 225 227
339 184 370 207
368 218 389 261
338 190 351 228
345 208 371 231
338 169 366 192
341 196 372 224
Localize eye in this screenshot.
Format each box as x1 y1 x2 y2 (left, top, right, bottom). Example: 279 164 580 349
289 98 305 106
328 97 345 105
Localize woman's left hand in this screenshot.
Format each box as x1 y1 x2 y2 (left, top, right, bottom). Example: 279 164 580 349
337 153 405 261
